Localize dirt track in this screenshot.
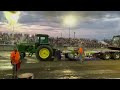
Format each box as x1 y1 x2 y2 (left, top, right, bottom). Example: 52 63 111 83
1 51 120 79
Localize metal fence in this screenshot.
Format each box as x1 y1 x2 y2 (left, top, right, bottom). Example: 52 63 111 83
0 44 14 51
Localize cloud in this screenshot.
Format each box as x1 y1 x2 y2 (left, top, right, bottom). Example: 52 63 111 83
77 19 119 30
1 11 120 40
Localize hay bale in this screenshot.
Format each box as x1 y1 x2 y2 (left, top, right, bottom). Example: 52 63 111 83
18 73 34 79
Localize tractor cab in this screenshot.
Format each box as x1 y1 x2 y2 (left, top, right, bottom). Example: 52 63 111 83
35 34 49 49
108 35 120 50
112 35 120 47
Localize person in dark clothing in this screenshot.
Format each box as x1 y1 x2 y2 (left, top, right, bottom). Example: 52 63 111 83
55 49 61 60
58 49 62 60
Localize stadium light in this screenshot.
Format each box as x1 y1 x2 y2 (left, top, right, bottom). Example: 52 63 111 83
63 15 77 27
63 15 78 46
3 11 21 27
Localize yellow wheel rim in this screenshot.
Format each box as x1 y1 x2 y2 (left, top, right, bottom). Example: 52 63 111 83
39 48 50 59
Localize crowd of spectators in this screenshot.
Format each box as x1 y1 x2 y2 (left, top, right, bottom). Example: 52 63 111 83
49 37 109 48
0 32 111 48
0 32 35 44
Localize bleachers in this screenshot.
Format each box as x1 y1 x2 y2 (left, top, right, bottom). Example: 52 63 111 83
0 32 110 49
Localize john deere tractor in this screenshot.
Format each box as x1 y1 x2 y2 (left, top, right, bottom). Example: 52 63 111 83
16 34 56 61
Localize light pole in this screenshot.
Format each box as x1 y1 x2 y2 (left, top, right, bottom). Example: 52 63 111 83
69 27 71 46
61 32 62 38
74 32 75 39
3 11 21 45
69 27 70 39
13 25 15 45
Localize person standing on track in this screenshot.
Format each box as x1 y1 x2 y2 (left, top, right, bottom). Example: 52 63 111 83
10 47 21 79
78 46 85 63
55 49 62 61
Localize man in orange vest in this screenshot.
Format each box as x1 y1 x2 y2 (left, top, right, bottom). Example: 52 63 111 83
78 46 85 63
10 47 21 79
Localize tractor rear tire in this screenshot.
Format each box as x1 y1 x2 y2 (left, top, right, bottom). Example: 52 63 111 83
36 45 53 61
112 52 120 60
102 53 111 60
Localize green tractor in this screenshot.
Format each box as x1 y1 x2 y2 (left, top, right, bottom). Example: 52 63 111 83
16 34 56 61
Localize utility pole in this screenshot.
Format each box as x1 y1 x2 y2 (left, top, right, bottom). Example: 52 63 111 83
69 27 70 39
61 32 62 38
13 25 15 45
74 32 75 39
69 27 70 46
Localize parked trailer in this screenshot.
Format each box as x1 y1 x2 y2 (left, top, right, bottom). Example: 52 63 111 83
92 35 120 60
93 49 120 60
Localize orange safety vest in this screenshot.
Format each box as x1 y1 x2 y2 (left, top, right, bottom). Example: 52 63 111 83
10 51 20 64
79 47 83 54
